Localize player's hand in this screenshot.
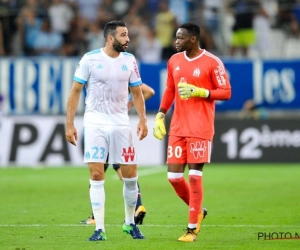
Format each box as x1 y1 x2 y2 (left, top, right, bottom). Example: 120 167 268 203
137 118 148 141
178 82 210 99
153 112 166 140
65 124 78 146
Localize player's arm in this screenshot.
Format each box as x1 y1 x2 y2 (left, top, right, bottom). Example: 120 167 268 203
209 60 231 100
141 83 155 101
178 85 231 100
153 62 175 140
130 85 148 140
65 81 84 146
208 88 231 100
128 83 155 110
158 60 176 115
158 84 175 114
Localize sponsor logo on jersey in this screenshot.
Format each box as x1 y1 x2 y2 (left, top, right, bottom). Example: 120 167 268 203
133 61 140 78
214 65 227 86
96 64 103 69
190 141 206 158
175 66 180 70
122 147 135 162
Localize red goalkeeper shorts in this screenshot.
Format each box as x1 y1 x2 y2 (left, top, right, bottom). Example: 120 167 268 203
166 135 212 164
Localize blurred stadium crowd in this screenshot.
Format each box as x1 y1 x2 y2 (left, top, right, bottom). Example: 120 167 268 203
0 0 300 61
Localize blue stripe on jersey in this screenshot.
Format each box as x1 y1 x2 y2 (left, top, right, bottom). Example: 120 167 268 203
86 49 101 55
122 52 134 57
129 80 142 87
74 76 87 84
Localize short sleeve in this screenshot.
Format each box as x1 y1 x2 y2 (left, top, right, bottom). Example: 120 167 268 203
73 54 90 84
128 57 142 87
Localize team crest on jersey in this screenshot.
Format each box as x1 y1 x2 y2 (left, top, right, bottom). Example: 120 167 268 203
85 151 90 159
193 68 201 77
122 147 135 162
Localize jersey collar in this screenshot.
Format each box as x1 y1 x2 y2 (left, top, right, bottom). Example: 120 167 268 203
184 49 205 61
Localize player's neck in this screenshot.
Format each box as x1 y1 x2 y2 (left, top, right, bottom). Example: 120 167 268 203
185 48 203 59
102 46 120 58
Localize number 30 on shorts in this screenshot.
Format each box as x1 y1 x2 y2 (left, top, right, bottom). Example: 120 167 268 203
167 146 183 158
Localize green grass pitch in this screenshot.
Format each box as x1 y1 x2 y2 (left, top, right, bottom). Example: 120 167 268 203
0 164 300 250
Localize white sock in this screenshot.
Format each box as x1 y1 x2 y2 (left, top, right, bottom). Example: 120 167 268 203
123 176 138 225
90 179 105 231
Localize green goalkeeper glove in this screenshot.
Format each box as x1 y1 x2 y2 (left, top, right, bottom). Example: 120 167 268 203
153 112 166 140
178 82 210 99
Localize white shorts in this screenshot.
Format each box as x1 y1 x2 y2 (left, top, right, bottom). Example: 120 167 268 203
83 125 137 165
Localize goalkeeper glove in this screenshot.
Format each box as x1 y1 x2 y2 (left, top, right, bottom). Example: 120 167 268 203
178 82 210 99
153 112 166 140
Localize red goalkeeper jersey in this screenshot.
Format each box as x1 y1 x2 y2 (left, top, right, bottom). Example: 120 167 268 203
160 49 231 140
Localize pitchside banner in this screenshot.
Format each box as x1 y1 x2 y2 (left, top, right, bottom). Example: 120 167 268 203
140 59 300 111
0 58 300 114
1 115 299 166
213 119 300 163
0 115 164 167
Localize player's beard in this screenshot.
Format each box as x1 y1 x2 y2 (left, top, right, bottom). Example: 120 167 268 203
113 38 127 52
176 47 183 52
176 44 188 53
175 44 184 52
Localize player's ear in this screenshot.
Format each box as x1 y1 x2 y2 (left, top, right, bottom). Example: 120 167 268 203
108 34 114 43
190 35 197 43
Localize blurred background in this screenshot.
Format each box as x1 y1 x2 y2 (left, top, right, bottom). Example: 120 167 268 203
0 0 300 166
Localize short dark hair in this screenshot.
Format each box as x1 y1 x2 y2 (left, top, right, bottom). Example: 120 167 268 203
104 20 127 39
179 22 201 41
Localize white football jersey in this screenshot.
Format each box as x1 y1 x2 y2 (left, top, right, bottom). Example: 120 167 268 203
74 48 142 126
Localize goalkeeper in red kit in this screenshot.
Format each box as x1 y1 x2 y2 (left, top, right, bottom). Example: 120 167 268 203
153 22 231 242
